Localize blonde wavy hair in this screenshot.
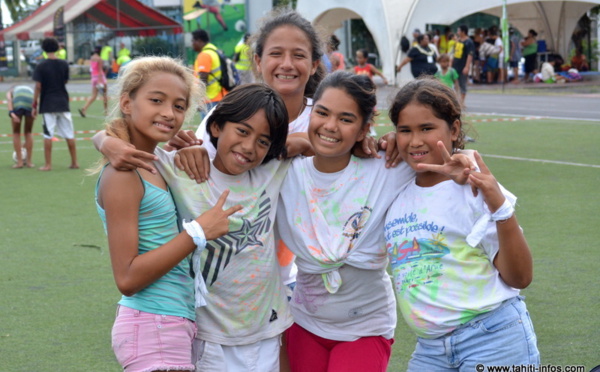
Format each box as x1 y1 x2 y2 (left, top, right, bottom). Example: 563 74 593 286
90 56 205 173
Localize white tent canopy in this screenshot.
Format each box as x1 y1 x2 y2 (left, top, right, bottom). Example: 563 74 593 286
297 0 600 83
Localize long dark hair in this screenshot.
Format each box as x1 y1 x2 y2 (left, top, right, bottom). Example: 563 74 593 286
253 9 325 98
207 84 289 163
313 71 376 128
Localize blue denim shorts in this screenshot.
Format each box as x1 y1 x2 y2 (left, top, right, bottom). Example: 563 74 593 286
407 296 540 372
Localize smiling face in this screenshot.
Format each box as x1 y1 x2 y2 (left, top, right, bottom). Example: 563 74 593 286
121 72 188 152
254 25 319 99
210 108 272 175
395 102 460 187
309 87 368 173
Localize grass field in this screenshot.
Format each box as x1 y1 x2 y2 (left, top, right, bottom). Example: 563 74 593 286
0 94 599 371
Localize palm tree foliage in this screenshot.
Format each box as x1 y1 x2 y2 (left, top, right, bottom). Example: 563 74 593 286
4 0 45 25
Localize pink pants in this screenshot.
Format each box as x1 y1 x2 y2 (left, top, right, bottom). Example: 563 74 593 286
286 323 393 372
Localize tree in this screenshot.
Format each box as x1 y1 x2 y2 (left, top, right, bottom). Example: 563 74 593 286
4 0 45 25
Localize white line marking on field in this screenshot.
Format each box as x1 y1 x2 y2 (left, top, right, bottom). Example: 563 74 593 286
469 112 600 123
483 154 600 168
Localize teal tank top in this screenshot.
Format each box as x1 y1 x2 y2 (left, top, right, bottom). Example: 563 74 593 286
95 167 195 320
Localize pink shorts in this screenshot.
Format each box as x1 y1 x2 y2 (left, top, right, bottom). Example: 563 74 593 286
111 305 197 372
286 323 393 372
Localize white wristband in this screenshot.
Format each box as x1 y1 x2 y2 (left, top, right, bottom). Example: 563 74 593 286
490 198 515 222
182 220 207 248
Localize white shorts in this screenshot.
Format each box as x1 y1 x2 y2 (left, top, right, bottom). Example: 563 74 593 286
42 112 74 139
193 335 281 372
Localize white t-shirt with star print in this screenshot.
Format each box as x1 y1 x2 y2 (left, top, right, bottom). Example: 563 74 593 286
154 148 293 345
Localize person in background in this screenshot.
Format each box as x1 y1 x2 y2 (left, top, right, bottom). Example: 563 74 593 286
79 46 108 118
192 29 226 112
7 84 36 168
354 48 388 85
537 55 568 83
100 41 114 77
452 24 474 106
438 26 452 54
233 33 254 85
509 27 522 83
328 34 345 71
32 37 78 171
482 29 501 84
115 52 132 73
411 28 421 47
432 29 441 50
434 53 459 91
396 34 438 78
117 42 130 59
56 42 67 60
570 47 589 72
521 29 538 82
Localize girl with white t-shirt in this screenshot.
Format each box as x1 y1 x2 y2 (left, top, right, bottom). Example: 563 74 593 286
386 78 539 370
276 71 474 372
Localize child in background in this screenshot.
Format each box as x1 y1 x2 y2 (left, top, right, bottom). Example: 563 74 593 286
32 37 78 171
386 78 540 371
328 34 345 71
7 85 35 168
153 84 297 371
93 56 241 372
537 56 568 84
79 46 108 118
353 48 388 85
434 53 459 91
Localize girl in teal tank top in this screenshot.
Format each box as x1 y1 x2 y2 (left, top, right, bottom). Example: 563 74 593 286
91 56 241 371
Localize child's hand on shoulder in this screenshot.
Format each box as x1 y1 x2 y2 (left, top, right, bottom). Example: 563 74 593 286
285 132 314 158
352 134 380 159
377 131 403 168
467 151 505 212
175 145 210 183
101 134 158 174
164 130 202 151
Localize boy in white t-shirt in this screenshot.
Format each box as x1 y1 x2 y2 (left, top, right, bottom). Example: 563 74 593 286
155 84 301 370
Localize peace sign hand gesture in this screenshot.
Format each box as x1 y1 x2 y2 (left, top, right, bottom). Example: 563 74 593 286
416 141 475 185
196 190 243 240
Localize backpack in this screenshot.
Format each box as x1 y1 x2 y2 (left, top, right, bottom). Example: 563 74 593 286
400 36 410 53
204 46 241 91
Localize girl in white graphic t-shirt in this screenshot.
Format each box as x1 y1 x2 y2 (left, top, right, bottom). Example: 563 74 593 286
386 78 540 371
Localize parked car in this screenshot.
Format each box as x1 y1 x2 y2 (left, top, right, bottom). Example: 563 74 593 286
21 40 40 58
